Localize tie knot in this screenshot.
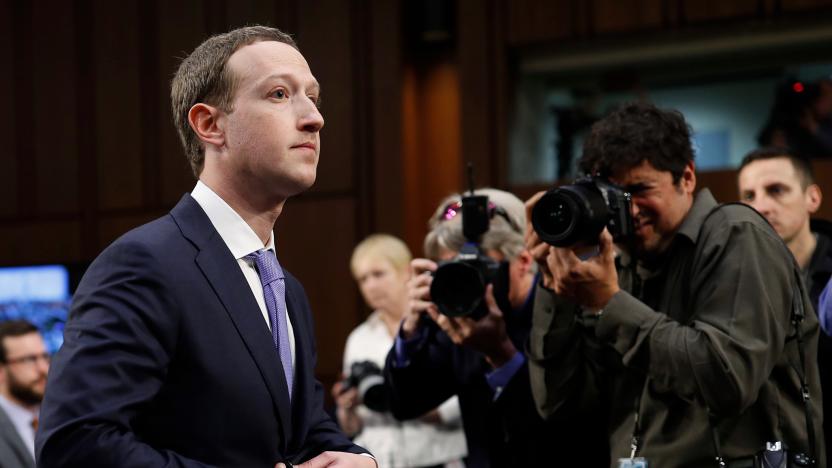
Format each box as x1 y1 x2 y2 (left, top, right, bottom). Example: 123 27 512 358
245 249 284 286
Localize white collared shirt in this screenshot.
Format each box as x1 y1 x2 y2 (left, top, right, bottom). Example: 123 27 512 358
191 181 295 367
0 394 37 459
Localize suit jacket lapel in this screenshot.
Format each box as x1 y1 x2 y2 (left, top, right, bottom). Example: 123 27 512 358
171 195 294 448
0 405 34 467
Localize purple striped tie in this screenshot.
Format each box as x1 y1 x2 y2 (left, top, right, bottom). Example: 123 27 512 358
245 249 293 400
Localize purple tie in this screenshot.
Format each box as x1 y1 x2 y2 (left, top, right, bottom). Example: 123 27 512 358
245 249 293 400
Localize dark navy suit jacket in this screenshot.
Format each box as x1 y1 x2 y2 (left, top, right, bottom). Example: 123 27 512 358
36 195 364 467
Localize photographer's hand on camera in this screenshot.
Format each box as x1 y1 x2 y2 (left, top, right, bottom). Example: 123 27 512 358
331 377 362 437
525 191 556 289
426 284 517 368
401 258 438 339
546 228 620 310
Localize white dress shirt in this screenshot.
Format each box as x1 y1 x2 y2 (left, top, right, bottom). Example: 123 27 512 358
191 181 295 366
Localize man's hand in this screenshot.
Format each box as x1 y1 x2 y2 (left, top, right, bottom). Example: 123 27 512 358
425 284 517 368
331 378 359 409
276 452 377 468
544 228 620 310
525 192 555 288
401 258 439 339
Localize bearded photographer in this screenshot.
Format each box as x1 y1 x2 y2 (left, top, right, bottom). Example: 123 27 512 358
384 188 607 467
526 102 825 467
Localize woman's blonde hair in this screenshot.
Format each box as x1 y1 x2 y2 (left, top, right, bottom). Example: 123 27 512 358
350 234 413 278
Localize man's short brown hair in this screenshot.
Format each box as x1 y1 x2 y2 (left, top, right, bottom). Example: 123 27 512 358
171 26 298 177
739 146 815 189
0 320 39 363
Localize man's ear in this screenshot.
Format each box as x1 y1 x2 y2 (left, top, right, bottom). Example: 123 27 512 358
188 103 225 149
806 184 822 215
681 160 697 195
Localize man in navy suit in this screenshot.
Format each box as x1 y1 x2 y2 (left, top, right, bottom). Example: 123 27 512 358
36 26 375 468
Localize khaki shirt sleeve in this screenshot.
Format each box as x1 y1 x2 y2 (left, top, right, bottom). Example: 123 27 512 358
527 282 601 420
595 217 794 416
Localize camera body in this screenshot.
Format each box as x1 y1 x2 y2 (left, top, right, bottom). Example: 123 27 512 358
429 194 503 320
342 360 389 412
431 242 500 320
531 176 633 248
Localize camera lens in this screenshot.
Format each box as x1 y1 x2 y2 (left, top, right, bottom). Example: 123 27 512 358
531 183 609 247
431 261 485 317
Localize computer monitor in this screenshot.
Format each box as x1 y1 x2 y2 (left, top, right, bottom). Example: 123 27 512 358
0 264 74 353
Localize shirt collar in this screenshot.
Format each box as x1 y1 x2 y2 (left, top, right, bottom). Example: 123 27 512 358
617 188 718 269
191 181 276 259
0 394 37 424
674 188 718 244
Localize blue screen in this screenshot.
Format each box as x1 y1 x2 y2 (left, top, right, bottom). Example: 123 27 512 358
0 265 70 353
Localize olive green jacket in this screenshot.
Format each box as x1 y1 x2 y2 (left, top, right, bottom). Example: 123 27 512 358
528 189 825 467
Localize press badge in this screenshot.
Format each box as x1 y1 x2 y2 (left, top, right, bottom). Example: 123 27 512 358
617 458 648 468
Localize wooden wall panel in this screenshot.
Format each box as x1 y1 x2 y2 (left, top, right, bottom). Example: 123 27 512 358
33 1 79 215
93 0 144 211
276 197 360 380
0 0 17 218
682 0 760 22
369 0 406 236
780 0 832 12
592 0 664 33
157 0 208 205
459 0 497 187
295 0 355 195
225 0 277 29
98 213 163 249
506 0 586 46
0 221 82 266
402 61 462 255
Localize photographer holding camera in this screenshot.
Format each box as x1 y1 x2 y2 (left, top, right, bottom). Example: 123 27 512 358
334 234 467 467
384 188 607 467
527 102 825 467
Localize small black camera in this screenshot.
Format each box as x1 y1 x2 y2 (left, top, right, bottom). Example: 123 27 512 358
341 360 389 412
531 176 633 248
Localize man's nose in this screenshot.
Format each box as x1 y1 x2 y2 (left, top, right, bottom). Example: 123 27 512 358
299 99 324 132
749 196 773 216
38 358 50 375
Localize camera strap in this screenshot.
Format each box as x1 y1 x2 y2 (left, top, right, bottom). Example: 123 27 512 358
701 203 817 466
790 267 817 464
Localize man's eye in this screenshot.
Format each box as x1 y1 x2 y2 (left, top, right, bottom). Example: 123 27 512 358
768 185 784 196
271 89 288 100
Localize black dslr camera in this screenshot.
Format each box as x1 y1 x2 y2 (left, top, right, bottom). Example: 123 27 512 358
341 360 389 412
531 176 633 248
430 169 503 320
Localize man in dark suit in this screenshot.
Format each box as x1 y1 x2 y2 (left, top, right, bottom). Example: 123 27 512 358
36 26 374 468
0 320 49 468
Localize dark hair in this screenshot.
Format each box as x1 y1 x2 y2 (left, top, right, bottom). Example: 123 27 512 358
580 102 695 184
0 320 39 363
739 146 815 188
171 25 298 177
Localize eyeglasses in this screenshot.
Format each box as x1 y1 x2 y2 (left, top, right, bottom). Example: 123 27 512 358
5 352 51 366
438 200 522 233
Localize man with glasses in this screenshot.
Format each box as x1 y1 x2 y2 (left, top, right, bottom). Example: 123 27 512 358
384 188 607 467
0 320 49 468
